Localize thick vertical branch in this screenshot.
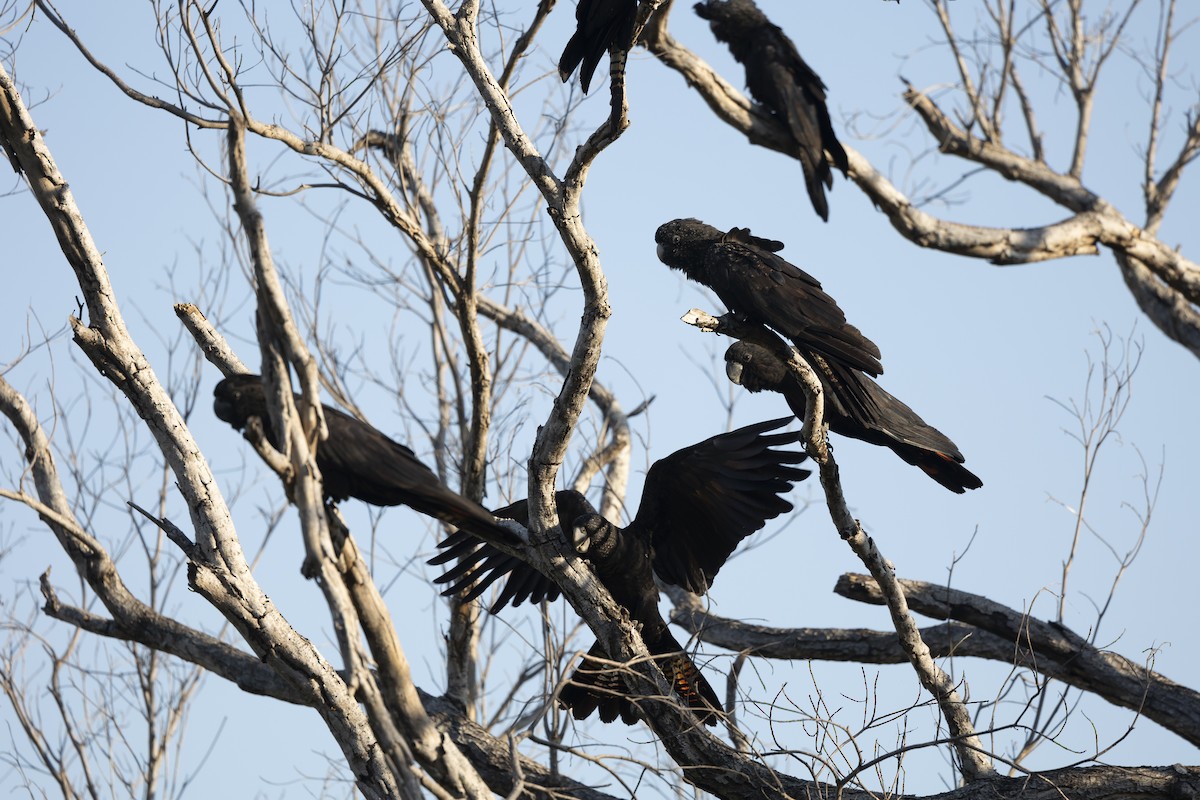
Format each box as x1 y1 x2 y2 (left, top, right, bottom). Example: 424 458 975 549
418 0 614 542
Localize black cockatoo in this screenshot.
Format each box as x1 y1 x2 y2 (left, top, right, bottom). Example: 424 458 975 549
558 0 639 93
725 342 981 493
694 0 849 220
655 218 882 378
213 374 512 541
431 418 810 725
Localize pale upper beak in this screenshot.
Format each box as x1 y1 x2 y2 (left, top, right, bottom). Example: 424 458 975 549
725 360 744 385
571 522 591 554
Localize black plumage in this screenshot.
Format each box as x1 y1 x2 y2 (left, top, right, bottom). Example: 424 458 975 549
213 374 511 541
558 0 639 93
655 218 883 378
726 342 982 493
431 418 811 725
431 489 593 612
694 0 849 221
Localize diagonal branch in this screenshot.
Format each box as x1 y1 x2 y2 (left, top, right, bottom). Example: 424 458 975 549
679 309 994 781
835 572 1200 748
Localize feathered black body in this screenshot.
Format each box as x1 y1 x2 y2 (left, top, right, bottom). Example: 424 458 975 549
432 418 811 725
694 0 849 220
558 0 639 93
655 218 883 379
213 374 511 541
725 342 982 493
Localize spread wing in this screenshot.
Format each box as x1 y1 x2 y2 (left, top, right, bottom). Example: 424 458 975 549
706 236 883 376
631 417 810 594
430 490 597 612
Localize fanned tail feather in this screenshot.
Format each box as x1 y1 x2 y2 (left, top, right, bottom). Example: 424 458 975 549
559 633 721 726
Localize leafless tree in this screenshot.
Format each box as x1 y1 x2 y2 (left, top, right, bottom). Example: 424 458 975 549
0 1 1196 798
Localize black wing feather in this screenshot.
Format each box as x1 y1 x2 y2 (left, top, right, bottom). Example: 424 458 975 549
558 0 639 93
631 417 809 594
559 629 722 726
429 490 595 611
726 342 982 493
213 374 509 539
695 0 848 220
706 238 883 376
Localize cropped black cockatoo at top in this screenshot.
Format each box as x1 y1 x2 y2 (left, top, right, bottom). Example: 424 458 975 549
213 374 512 541
694 0 849 221
431 418 811 726
655 218 883 377
725 342 982 493
558 0 639 93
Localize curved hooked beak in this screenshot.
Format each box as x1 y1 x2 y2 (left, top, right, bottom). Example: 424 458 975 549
570 521 592 554
725 359 744 385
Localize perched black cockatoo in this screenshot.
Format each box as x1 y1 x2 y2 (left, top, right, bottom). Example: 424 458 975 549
558 0 639 93
213 374 512 541
694 0 849 221
655 218 883 378
725 342 982 493
431 418 810 725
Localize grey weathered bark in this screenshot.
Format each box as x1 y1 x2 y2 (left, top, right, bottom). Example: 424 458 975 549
668 571 1200 749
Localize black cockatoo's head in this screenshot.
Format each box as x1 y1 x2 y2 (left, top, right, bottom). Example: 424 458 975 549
725 341 788 394
212 374 268 430
654 218 722 277
693 0 766 40
570 514 618 560
656 218 786 279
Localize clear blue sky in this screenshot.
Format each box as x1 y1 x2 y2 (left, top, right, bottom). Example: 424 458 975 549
2 2 1197 795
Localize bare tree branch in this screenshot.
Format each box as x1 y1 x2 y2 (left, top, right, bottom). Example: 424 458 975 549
0 59 404 800
836 573 1200 747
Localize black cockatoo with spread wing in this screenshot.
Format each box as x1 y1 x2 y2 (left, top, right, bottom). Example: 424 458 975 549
431 417 810 725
